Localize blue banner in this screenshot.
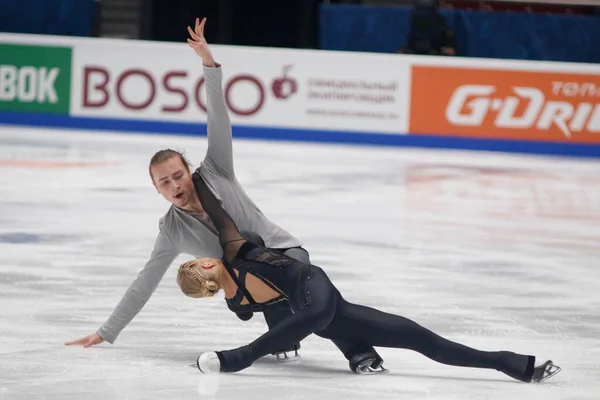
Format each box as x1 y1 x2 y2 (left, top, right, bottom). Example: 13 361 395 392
319 3 600 63
0 0 96 37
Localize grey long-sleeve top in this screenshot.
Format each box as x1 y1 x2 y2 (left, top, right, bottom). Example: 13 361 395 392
96 64 303 344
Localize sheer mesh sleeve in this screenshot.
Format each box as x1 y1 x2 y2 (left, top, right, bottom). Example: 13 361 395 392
192 172 245 261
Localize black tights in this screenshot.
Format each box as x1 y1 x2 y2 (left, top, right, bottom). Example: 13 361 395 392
192 173 534 380
217 267 535 381
248 239 380 363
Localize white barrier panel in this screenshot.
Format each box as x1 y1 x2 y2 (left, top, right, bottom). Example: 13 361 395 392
74 42 410 134
0 33 411 135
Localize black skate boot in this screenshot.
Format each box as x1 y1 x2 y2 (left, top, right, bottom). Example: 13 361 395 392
531 360 561 383
271 343 301 362
349 350 388 374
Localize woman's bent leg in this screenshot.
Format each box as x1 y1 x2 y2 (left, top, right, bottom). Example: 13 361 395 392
216 268 339 373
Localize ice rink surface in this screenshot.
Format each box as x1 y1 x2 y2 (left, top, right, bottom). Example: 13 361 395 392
0 126 599 400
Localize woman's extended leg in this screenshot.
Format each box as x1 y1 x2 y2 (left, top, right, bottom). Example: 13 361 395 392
317 300 536 382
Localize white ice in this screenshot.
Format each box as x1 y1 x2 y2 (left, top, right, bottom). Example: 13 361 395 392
0 125 599 400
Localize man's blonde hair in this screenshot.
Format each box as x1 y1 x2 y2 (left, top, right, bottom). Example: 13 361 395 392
149 149 192 181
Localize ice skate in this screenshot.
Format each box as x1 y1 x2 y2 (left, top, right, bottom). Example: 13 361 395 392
272 343 301 362
197 352 221 373
349 351 389 375
531 360 561 383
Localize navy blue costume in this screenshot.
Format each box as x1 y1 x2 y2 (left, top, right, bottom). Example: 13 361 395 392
192 172 536 381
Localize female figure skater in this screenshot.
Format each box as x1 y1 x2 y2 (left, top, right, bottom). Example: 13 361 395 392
176 168 561 383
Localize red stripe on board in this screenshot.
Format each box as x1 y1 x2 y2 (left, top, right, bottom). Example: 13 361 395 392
0 160 119 168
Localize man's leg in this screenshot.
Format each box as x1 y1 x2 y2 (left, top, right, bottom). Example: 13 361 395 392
281 247 386 372
240 232 386 371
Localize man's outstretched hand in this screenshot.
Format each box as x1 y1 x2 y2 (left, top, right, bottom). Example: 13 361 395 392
187 17 216 68
65 333 104 348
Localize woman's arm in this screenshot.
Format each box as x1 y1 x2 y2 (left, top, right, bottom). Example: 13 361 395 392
192 172 245 261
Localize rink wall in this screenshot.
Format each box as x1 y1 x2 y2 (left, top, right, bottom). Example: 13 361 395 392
1 33 600 158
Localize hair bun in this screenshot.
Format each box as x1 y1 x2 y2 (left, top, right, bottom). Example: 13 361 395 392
177 259 219 298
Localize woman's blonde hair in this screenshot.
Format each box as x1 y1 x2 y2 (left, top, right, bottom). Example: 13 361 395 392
177 260 220 298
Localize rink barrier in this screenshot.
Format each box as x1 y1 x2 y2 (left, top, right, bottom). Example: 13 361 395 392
1 33 600 158
1 111 598 158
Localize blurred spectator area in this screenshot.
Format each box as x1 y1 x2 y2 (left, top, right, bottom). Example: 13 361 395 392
1 0 599 63
0 0 99 37
320 0 600 63
360 0 600 14
439 0 600 14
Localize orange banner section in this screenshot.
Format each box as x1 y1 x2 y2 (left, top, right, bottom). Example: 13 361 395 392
410 66 600 143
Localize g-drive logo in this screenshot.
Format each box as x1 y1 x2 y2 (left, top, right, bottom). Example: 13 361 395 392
446 82 600 138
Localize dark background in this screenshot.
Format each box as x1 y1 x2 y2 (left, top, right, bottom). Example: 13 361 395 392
2 0 599 63
146 0 323 49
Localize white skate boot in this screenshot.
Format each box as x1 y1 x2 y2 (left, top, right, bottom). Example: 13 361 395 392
197 352 221 374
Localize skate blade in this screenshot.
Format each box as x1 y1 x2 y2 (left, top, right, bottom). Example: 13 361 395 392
356 366 390 375
536 363 562 383
275 351 301 363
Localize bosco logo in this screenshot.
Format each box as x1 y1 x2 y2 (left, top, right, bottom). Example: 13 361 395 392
271 65 296 100
446 83 600 138
82 64 298 116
